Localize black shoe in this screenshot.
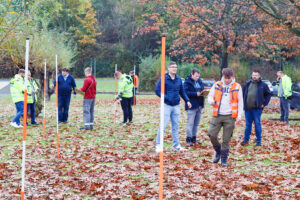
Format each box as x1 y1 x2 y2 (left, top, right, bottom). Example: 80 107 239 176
186 137 193 146
213 145 221 163
221 149 229 167
192 136 202 145
31 122 39 126
128 121 133 124
79 125 91 130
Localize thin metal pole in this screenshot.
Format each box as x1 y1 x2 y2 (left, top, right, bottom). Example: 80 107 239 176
55 55 60 157
43 60 46 137
21 38 29 200
114 64 117 124
159 35 166 200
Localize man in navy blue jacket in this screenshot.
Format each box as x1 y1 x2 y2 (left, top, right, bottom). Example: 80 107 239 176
155 61 192 153
241 70 272 146
183 68 205 146
53 68 77 123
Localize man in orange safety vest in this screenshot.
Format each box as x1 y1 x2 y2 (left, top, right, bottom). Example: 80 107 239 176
207 68 243 167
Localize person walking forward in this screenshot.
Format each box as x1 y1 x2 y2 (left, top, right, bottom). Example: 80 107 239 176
241 70 272 146
183 68 205 146
207 68 243 167
155 61 192 153
79 67 97 130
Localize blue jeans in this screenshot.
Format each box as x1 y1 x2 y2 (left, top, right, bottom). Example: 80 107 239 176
156 104 180 148
280 97 289 123
243 109 263 144
58 95 71 122
12 101 24 125
27 103 36 124
186 107 202 138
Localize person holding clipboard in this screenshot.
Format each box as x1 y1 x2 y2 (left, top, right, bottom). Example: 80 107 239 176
77 67 97 130
183 68 207 146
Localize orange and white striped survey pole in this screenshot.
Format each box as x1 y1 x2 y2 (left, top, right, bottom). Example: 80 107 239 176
21 38 29 200
133 65 136 106
114 64 117 124
55 55 60 157
158 35 166 200
43 60 46 137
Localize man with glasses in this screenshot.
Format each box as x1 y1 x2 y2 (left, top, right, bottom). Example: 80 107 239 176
155 61 192 152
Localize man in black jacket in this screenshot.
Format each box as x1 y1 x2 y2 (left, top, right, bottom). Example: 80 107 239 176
183 68 205 146
241 70 272 146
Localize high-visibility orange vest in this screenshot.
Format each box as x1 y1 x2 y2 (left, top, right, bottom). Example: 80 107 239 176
133 75 139 87
212 81 240 118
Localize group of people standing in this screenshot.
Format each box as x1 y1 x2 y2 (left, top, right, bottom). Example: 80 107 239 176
154 61 292 167
9 67 140 130
9 62 292 167
10 69 39 128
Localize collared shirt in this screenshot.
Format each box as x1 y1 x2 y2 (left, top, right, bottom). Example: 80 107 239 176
63 74 69 81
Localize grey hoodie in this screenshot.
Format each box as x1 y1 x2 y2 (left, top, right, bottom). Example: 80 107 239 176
208 77 244 119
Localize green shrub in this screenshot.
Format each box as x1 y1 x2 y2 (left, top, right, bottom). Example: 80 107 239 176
283 63 300 82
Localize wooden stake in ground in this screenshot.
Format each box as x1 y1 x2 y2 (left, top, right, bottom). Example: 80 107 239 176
55 55 60 157
114 64 117 124
21 38 29 200
159 35 166 200
43 60 46 137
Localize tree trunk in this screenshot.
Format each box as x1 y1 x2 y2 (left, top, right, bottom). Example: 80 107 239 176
220 40 229 78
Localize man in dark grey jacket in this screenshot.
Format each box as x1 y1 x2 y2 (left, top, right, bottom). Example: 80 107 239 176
241 70 272 146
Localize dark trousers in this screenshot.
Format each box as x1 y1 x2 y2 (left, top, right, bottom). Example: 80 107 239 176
280 97 289 123
27 103 36 124
58 95 71 123
243 109 263 144
120 97 133 123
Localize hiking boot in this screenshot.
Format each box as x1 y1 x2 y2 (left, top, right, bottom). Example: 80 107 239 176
221 149 229 167
186 137 193 146
213 145 221 163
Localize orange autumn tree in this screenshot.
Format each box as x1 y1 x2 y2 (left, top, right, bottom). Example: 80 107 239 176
253 0 300 59
168 0 264 75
